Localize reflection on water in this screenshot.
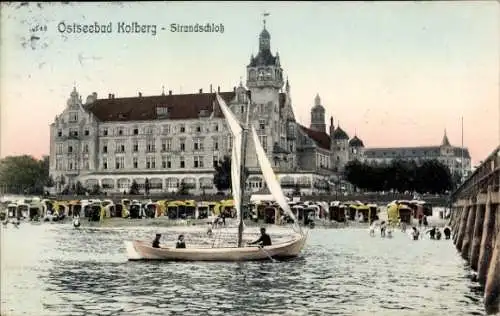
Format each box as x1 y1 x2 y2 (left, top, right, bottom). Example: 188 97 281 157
1 224 484 316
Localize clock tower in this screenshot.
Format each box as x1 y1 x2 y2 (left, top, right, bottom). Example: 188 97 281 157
246 15 284 156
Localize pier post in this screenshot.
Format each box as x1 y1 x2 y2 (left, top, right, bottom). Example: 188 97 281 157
484 217 500 315
456 200 470 251
470 203 486 271
477 186 495 287
461 199 477 260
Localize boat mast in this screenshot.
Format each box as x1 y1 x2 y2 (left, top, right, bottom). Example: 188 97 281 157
237 99 252 248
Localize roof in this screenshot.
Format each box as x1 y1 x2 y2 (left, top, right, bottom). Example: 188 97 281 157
349 136 364 147
298 124 331 150
332 126 349 140
363 146 471 159
83 91 287 122
248 49 277 67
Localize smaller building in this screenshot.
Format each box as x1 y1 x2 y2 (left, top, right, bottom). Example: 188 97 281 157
361 130 472 176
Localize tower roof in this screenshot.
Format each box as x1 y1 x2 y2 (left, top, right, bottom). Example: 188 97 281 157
441 129 451 146
349 135 365 147
333 126 349 140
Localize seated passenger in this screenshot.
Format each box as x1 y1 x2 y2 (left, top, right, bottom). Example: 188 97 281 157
248 227 272 247
152 233 161 248
176 234 186 248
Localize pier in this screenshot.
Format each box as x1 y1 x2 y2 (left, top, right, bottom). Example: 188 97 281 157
449 146 500 315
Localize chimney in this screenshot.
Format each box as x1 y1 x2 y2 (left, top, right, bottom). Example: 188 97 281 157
138 92 142 97
169 90 172 95
199 88 203 93
233 86 236 93
210 84 213 93
108 93 112 99
217 86 220 93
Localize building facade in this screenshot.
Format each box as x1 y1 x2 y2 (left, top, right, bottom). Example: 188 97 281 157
361 130 472 177
49 24 364 195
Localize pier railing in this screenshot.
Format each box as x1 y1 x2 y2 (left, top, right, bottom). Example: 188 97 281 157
449 145 500 315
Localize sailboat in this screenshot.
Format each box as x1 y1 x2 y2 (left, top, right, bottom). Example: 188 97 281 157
124 93 307 261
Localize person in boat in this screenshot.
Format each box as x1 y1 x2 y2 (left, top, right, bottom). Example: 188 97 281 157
436 229 442 240
443 226 451 240
152 233 161 248
411 227 420 240
176 234 186 248
248 227 272 247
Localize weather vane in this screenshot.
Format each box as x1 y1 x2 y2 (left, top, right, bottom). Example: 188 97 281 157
263 12 270 28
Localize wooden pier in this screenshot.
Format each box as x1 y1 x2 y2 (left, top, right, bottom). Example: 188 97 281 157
449 146 500 315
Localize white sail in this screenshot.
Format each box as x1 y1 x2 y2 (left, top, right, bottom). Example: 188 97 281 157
215 94 243 225
250 126 301 232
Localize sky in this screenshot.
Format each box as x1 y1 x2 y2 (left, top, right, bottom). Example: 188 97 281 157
0 1 499 165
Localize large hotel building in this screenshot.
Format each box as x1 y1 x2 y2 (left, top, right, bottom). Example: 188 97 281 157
49 23 471 195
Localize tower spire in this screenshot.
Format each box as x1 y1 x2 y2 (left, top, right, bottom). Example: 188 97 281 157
162 85 165 96
263 12 270 29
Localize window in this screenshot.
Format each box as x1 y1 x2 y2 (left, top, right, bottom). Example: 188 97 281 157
69 161 74 170
103 128 108 136
56 158 63 170
240 105 244 113
118 128 123 136
259 119 266 130
180 142 185 151
145 126 153 134
133 141 139 152
146 156 156 169
196 125 201 132
162 125 171 134
102 144 108 153
214 123 219 132
69 128 78 137
116 141 125 153
180 124 185 133
133 128 139 135
115 156 125 169
133 157 138 169
180 157 185 168
259 136 267 152
82 144 89 153
57 129 62 137
213 155 219 168
84 129 89 136
194 138 203 151
82 158 89 170
69 112 78 122
167 156 172 168
213 138 219 150
56 143 63 154
161 140 167 152
166 139 172 151
68 145 73 153
102 158 108 170
194 156 204 168
146 141 156 153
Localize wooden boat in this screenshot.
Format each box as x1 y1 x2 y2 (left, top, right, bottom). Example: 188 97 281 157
125 232 307 261
124 93 307 261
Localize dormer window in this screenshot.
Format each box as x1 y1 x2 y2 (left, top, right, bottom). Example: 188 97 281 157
103 128 108 136
69 112 78 123
57 130 62 137
84 130 89 136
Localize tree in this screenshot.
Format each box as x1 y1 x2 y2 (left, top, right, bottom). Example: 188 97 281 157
129 180 139 195
74 181 86 195
213 155 249 192
46 175 55 187
0 155 49 194
177 182 189 195
90 184 101 195
144 178 150 195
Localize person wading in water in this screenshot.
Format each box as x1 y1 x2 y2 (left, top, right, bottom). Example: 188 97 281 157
443 226 451 239
248 227 272 247
411 227 420 240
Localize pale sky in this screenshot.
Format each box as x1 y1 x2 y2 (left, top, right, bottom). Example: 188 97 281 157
1 1 499 165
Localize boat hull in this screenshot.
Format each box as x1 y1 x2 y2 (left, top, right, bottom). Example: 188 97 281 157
125 233 307 262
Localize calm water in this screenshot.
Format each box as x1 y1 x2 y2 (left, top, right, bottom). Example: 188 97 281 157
1 223 484 316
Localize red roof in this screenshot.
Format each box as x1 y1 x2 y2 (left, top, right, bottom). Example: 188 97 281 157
84 91 287 122
298 124 331 150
